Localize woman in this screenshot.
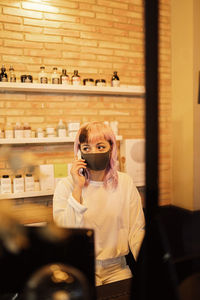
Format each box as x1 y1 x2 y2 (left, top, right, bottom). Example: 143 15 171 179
53 121 145 286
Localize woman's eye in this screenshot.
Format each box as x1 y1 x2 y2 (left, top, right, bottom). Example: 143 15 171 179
82 146 89 151
98 145 105 150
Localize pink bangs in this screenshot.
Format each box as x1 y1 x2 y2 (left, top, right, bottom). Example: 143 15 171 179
74 122 118 189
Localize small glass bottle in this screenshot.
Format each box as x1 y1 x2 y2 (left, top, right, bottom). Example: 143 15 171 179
5 123 13 139
71 70 81 86
51 67 60 84
0 65 8 82
57 119 67 137
38 66 48 84
9 65 16 82
14 122 24 138
23 122 31 138
36 127 44 138
111 71 120 87
60 69 70 85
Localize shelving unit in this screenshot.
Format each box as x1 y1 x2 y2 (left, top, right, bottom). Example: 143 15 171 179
0 82 142 203
0 136 122 145
0 190 54 200
0 82 145 97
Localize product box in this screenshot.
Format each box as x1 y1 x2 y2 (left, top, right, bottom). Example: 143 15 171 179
1 177 12 194
120 139 145 187
54 163 68 185
39 164 55 191
25 174 35 192
13 176 24 193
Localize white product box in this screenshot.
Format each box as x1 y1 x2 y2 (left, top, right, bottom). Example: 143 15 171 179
68 122 80 131
25 174 35 192
13 176 24 193
1 176 12 193
39 164 55 191
120 139 145 187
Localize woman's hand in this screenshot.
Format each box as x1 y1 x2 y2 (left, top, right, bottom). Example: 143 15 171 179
70 157 87 203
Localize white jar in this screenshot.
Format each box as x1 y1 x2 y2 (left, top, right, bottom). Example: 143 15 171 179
1 175 12 194
25 174 35 192
13 174 24 193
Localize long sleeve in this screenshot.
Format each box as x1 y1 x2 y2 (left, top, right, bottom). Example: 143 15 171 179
53 177 87 228
128 181 145 260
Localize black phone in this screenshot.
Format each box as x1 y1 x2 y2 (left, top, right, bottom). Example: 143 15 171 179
78 151 87 177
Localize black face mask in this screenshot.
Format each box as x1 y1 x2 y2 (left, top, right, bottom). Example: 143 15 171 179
81 150 110 171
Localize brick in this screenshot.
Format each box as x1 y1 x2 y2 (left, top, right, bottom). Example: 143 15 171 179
44 28 80 38
4 40 43 49
25 33 62 43
23 18 61 28
96 13 128 23
6 117 45 124
80 46 113 55
98 41 130 50
61 21 96 32
63 52 96 60
80 4 112 14
0 109 25 116
97 0 128 10
1 31 23 40
4 24 42 34
44 12 79 22
0 14 22 24
3 7 43 19
2 55 42 65
82 17 113 27
0 47 23 55
24 49 62 59
21 2 59 13
63 37 97 47
0 1 20 7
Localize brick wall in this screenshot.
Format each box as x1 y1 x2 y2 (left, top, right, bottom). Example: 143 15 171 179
0 0 171 206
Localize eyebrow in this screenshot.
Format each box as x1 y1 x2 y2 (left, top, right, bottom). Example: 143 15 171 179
81 142 107 146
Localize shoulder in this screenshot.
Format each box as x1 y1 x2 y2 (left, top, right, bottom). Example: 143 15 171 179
55 175 73 191
117 171 134 184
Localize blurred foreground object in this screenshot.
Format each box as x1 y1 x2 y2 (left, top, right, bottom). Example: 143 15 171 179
21 263 91 300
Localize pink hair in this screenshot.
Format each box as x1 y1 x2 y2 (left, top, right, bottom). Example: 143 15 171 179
74 121 118 189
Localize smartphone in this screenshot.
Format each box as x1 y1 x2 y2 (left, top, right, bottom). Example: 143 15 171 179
77 150 86 177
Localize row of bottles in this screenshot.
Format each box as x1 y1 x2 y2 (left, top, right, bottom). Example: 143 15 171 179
0 173 35 194
0 65 16 82
0 120 81 139
0 64 120 87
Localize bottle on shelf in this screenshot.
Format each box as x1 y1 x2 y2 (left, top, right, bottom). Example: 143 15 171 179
38 66 48 84
25 173 35 192
111 71 120 87
57 119 67 137
14 122 24 138
23 122 31 138
71 70 81 86
0 65 8 82
1 175 12 194
36 127 44 138
9 65 16 82
51 67 60 84
46 124 56 137
0 128 4 139
5 122 14 139
60 69 70 85
13 174 24 193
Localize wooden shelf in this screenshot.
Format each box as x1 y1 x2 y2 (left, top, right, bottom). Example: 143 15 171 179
0 82 145 97
0 190 54 200
0 136 122 145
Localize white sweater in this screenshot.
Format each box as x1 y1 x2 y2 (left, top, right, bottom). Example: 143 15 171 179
53 171 145 261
